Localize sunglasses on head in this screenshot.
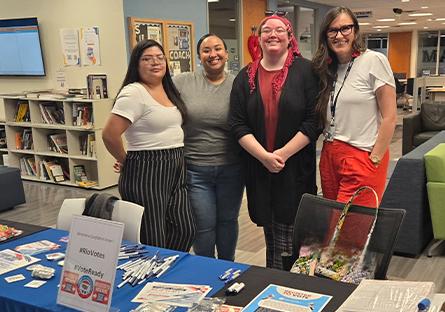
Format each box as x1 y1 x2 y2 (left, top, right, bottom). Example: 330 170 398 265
265 10 288 17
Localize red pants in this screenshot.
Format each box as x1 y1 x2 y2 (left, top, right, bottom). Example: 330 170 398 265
320 139 389 248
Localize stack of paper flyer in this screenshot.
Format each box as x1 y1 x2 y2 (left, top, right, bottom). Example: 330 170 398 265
242 284 332 312
336 280 435 312
0 249 40 275
132 282 212 308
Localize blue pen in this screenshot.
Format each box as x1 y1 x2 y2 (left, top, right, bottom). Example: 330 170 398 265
418 298 431 311
225 269 241 283
219 268 234 280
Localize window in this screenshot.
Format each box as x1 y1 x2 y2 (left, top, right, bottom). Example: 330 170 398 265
417 31 442 76
365 33 388 55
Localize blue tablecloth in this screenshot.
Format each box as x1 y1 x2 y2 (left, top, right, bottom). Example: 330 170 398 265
0 228 249 311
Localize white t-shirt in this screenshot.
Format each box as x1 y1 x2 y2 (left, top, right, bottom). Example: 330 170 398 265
326 49 395 151
112 82 184 151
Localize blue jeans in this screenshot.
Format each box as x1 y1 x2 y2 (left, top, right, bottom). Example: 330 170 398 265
186 162 244 261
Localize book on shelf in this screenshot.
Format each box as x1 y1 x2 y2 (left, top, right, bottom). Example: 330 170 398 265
40 159 69 182
14 102 30 122
73 165 88 183
77 180 98 188
87 134 96 157
0 126 6 148
74 155 97 186
15 129 33 150
79 133 96 157
20 156 37 177
38 102 65 125
48 133 68 154
15 133 22 149
38 161 50 181
50 164 65 182
72 103 93 128
87 74 108 99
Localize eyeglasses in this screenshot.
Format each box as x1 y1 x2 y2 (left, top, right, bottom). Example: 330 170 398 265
326 24 355 39
260 27 288 36
140 55 166 64
265 10 288 17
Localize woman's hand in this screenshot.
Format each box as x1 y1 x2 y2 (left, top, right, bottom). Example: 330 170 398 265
260 152 285 173
273 148 290 163
113 161 123 173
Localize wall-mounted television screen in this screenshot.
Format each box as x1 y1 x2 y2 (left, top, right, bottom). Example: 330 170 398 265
0 17 46 76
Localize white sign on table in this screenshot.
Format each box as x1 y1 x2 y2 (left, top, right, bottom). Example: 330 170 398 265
57 215 124 312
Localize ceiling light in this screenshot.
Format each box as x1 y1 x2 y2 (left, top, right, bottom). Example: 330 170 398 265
229 18 236 22
377 29 382 32
359 22 371 26
208 0 219 2
408 13 432 17
377 18 395 22
398 22 417 25
372 25 390 29
401 0 409 2
434 18 445 21
424 27 429 29
421 6 429 9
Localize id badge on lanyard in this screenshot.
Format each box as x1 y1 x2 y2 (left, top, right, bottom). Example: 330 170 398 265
323 59 355 142
324 116 335 142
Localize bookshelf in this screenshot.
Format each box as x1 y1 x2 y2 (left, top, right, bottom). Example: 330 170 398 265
1 96 118 189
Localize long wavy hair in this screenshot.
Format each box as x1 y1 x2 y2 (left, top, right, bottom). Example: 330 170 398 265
116 39 187 122
312 7 366 128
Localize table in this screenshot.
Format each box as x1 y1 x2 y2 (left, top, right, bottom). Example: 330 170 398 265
215 266 356 311
0 228 357 312
427 87 445 102
0 219 48 244
412 76 445 111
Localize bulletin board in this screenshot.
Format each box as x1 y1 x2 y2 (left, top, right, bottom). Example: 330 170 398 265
128 17 194 75
128 17 164 48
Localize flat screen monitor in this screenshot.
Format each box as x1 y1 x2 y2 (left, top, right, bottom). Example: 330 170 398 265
0 17 46 76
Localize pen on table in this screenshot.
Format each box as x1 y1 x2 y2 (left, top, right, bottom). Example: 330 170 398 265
118 251 149 260
120 244 138 250
219 268 234 280
225 269 241 283
418 298 431 311
118 256 147 270
120 246 145 253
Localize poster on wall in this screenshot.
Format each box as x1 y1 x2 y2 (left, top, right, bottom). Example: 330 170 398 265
60 28 80 66
165 22 193 75
80 27 101 66
128 17 164 48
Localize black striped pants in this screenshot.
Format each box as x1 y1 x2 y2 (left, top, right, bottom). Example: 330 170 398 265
118 147 196 251
263 220 293 270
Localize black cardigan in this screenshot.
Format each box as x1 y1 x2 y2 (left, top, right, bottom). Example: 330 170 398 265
229 57 320 226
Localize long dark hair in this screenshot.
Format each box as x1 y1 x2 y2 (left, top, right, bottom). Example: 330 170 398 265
116 39 187 122
312 7 366 128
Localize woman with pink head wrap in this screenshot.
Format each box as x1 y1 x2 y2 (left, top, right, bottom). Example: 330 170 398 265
229 14 321 269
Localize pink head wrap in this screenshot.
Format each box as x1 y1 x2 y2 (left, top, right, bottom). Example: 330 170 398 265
247 15 302 95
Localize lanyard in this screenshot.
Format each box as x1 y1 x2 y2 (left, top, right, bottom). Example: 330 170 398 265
329 58 355 123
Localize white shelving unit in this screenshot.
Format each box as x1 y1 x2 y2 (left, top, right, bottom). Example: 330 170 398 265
1 96 118 190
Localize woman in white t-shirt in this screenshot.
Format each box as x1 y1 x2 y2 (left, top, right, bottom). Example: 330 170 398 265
102 39 195 251
312 6 397 247
312 7 397 208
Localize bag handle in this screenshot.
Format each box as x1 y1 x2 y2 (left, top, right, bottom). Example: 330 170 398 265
327 186 380 266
